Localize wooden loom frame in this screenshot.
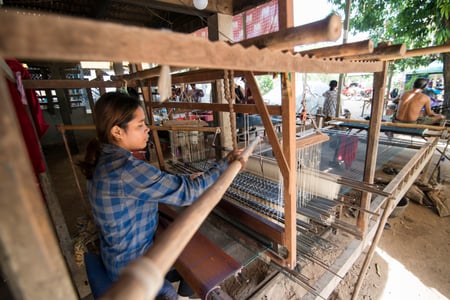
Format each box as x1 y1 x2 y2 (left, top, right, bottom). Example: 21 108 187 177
1 5 448 300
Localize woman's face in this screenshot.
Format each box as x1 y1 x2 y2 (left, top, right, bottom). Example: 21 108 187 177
113 106 149 151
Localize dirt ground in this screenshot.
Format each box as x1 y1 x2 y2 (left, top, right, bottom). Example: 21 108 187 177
331 157 450 300
332 200 450 300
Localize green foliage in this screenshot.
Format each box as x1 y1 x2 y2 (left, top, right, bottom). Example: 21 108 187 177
329 0 450 71
256 75 274 95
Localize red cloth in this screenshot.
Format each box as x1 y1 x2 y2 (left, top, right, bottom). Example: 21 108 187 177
337 135 359 170
5 58 50 175
245 87 255 104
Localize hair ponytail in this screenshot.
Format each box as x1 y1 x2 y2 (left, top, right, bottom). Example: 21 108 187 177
77 138 101 179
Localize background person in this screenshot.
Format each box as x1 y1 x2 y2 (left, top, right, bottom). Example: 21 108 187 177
394 78 445 125
322 80 339 121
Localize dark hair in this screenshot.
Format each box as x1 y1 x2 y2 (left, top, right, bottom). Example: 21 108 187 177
78 92 142 179
329 80 338 90
413 78 428 90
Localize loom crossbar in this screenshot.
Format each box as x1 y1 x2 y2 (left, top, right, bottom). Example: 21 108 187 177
335 121 428 136
295 131 330 149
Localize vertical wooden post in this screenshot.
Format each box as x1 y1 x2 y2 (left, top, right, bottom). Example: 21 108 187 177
0 75 77 300
208 13 233 152
358 61 389 233
281 73 297 269
279 0 297 269
136 64 166 170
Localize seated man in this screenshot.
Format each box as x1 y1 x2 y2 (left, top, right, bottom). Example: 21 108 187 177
394 78 445 125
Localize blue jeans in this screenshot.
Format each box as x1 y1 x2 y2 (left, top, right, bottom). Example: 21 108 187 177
156 279 178 300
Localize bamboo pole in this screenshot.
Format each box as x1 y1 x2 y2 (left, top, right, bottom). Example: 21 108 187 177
351 198 395 300
101 137 261 300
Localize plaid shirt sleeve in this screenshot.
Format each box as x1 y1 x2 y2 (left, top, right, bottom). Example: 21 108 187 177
122 157 228 206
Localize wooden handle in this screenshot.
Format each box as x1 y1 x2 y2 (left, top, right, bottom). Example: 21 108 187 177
238 14 342 50
100 137 261 300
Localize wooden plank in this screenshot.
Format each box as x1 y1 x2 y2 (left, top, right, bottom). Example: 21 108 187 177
279 72 297 269
215 199 286 246
332 117 445 131
0 9 383 74
0 75 77 300
23 79 128 89
154 102 283 115
370 137 439 213
345 43 406 61
39 173 91 298
298 39 373 59
295 131 329 149
357 61 389 234
238 14 341 50
158 210 242 299
277 0 297 270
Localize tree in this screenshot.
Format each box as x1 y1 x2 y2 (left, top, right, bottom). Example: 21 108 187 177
256 75 274 95
329 0 450 114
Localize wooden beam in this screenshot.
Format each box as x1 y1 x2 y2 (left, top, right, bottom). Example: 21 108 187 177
403 44 450 58
333 117 445 131
0 9 383 74
298 39 373 59
295 131 329 149
134 0 233 15
22 79 129 89
357 61 389 234
280 72 297 270
153 102 283 115
370 137 439 213
345 43 406 61
243 71 289 179
238 14 342 51
0 75 77 300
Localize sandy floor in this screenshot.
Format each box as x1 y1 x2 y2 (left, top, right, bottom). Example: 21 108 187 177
331 155 450 300
331 200 450 300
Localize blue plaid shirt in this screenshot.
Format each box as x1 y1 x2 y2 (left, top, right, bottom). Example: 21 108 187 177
87 144 228 281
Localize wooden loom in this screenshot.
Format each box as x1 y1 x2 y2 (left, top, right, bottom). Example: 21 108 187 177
0 8 383 300
3 5 449 300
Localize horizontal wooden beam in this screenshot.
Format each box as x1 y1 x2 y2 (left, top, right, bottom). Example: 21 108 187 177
333 118 445 131
238 14 342 50
402 44 450 59
297 39 374 59
22 79 129 89
0 9 383 74
154 102 283 115
345 43 406 61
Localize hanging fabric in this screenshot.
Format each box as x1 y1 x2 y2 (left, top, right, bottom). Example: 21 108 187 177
337 135 359 170
5 58 50 176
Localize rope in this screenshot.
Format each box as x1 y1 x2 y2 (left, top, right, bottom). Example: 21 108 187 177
224 70 238 150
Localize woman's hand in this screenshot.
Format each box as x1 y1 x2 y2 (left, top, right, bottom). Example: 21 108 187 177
190 172 203 180
226 148 247 171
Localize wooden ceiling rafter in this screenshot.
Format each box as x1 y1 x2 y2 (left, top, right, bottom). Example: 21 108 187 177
0 9 384 74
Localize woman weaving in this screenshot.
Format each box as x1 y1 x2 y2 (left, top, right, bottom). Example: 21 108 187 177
79 92 243 299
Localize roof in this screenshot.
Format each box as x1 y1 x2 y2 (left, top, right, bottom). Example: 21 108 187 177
2 0 271 34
